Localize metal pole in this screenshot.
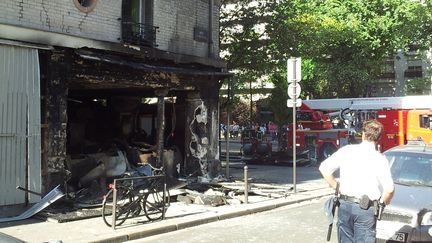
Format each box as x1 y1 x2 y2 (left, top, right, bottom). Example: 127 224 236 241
163 178 167 219
244 165 248 204
225 79 231 178
225 111 230 178
288 58 300 194
292 80 297 194
112 179 117 229
250 79 253 126
218 93 222 176
16 186 42 196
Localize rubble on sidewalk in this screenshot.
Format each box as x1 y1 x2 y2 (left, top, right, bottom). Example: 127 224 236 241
172 178 295 207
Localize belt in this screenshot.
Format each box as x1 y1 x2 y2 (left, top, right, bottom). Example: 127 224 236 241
340 194 361 204
340 194 377 206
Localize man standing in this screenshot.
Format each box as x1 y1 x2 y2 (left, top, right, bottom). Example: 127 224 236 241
319 119 395 243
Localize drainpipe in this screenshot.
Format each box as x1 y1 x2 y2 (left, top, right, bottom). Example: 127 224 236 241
208 0 213 58
155 89 168 168
249 79 253 126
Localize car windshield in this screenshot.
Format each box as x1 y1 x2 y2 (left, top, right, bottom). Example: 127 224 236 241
385 152 432 187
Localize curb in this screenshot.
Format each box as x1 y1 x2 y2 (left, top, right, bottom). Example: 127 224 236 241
90 190 333 243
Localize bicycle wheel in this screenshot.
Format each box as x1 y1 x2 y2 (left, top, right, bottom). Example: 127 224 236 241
143 188 170 221
101 188 132 227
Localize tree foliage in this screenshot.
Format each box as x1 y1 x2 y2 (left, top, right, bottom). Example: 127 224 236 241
269 0 431 97
220 0 432 123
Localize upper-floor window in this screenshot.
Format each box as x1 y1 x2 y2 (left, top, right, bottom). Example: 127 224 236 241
407 66 422 71
405 65 423 78
381 60 395 73
121 0 157 47
131 0 153 26
74 0 98 13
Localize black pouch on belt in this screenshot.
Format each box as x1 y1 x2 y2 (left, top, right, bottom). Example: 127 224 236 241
359 195 371 210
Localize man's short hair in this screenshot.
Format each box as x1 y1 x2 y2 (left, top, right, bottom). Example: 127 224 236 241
362 119 383 142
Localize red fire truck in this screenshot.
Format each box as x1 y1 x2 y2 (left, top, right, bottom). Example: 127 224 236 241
283 96 432 162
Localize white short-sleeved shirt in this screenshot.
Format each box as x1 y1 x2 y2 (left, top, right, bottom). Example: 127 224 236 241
319 141 394 200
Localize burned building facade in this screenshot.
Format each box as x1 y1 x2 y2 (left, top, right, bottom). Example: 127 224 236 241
0 0 228 207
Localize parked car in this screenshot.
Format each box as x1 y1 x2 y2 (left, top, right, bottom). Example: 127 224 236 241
376 142 432 243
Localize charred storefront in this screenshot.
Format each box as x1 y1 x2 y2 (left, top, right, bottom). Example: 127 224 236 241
0 0 228 207
39 47 228 198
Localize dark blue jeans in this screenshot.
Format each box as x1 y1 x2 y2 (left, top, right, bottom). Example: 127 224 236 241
337 200 376 243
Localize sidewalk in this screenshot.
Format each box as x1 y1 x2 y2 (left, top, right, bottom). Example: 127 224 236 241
0 165 332 243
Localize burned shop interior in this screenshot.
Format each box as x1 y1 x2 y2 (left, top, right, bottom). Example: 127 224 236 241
38 48 226 212
65 93 183 202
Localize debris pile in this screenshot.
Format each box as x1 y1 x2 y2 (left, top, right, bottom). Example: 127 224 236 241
173 180 293 207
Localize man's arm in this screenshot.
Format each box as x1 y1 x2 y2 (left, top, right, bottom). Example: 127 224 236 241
320 169 338 190
319 148 342 190
379 156 395 205
381 186 394 205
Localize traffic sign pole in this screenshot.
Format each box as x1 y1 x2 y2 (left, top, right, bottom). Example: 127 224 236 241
287 58 301 194
292 79 297 193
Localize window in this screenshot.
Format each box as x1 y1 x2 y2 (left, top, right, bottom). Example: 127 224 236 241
405 66 423 78
121 0 157 46
387 153 432 186
73 0 98 13
130 0 154 37
131 0 153 26
420 115 432 129
407 66 423 71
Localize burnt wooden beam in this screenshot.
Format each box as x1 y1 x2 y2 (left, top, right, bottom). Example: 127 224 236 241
68 49 230 90
43 51 69 193
155 89 169 168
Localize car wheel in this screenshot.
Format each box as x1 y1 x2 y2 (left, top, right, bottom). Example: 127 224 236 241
319 143 337 162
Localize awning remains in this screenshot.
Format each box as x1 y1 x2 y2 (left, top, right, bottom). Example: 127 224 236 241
75 49 232 77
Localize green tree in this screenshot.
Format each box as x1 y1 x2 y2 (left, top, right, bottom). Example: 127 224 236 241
269 0 431 97
406 77 432 95
220 0 278 75
220 0 432 123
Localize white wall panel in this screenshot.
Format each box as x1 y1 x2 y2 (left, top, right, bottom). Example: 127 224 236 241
0 44 41 206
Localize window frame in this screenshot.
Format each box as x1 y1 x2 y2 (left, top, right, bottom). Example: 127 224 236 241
73 0 98 13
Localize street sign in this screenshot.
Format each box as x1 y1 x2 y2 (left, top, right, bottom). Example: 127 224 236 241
287 57 302 82
287 82 301 99
287 57 302 194
287 98 302 107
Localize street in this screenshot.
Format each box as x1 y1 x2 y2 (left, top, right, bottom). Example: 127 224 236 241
128 197 338 243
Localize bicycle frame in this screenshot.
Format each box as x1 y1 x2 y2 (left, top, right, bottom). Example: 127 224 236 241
110 174 167 229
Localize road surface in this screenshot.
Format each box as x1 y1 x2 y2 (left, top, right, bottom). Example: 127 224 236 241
128 197 338 243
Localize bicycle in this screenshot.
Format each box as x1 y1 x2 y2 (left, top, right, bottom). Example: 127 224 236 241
101 172 170 228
